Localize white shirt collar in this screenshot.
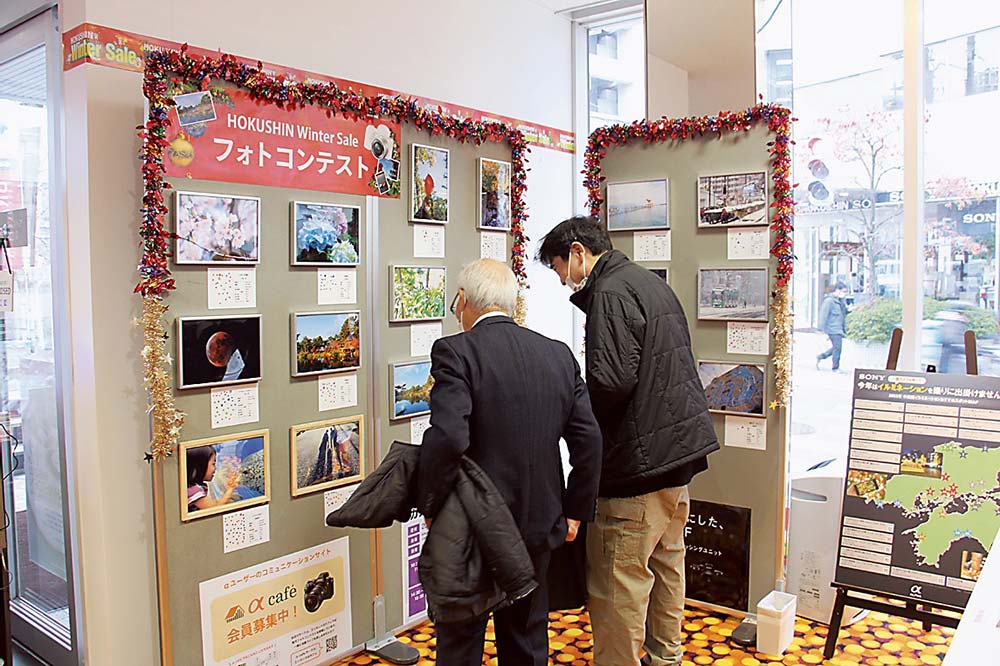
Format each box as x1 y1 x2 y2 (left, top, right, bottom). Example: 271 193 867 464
473 311 508 328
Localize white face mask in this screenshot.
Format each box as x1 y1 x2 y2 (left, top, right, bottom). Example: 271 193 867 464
566 252 588 293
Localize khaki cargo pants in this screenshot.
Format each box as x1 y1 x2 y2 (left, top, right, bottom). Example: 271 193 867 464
586 486 690 666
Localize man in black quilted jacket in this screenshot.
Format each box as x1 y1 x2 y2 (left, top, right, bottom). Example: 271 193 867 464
538 215 719 666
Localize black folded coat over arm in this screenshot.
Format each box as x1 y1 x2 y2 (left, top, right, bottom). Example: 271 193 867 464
326 441 537 624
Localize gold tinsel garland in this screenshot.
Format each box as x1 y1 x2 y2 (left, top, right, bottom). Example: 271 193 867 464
770 284 793 409
141 295 185 460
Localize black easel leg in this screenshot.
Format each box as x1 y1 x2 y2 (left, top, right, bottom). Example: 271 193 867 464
824 588 848 660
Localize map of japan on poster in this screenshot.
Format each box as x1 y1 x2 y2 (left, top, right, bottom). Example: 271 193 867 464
835 369 1000 608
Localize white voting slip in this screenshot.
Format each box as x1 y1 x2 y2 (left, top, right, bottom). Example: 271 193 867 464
943 526 1000 664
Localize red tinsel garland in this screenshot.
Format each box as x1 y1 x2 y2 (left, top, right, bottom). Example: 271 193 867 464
138 46 531 299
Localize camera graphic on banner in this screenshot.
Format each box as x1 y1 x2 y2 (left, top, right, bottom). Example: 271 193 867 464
365 124 400 194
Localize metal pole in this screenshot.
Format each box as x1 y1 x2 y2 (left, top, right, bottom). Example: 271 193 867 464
900 0 925 370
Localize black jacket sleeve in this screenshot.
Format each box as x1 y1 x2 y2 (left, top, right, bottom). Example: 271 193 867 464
585 291 644 407
416 337 472 518
561 350 603 521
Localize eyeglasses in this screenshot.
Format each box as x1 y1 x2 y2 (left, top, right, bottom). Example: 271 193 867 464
449 291 461 315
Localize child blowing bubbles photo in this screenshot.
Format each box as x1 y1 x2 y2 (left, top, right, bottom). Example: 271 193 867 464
187 446 239 513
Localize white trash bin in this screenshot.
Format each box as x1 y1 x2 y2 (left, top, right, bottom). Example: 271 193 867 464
756 590 797 656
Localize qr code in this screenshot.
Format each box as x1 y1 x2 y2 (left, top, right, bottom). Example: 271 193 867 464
326 636 338 652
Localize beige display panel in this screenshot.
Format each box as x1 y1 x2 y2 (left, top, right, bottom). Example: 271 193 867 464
597 125 788 612
158 178 375 664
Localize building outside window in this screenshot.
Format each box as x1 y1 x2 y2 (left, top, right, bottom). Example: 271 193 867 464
587 15 645 132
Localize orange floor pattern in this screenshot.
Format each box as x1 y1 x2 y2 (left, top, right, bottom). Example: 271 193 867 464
338 606 954 665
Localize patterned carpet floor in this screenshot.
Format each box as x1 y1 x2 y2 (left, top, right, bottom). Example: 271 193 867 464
338 606 954 665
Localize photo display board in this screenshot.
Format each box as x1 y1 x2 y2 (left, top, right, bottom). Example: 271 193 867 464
155 104 519 662
596 125 784 612
161 177 375 666
835 368 1000 609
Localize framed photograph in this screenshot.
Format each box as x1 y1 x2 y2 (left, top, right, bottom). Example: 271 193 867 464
697 361 766 417
173 91 217 127
391 360 434 420
650 268 669 284
391 265 447 322
697 268 769 322
697 171 768 228
606 179 669 232
292 311 361 377
478 158 512 230
290 416 364 497
174 191 260 264
410 143 450 223
179 429 270 521
177 315 262 389
290 202 360 266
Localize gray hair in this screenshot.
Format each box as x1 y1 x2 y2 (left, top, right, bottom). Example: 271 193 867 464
457 259 518 315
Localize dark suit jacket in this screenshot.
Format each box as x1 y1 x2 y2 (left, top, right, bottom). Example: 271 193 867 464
417 315 602 553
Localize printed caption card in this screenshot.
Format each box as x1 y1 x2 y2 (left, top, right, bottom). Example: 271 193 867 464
724 416 767 451
413 224 445 258
211 385 260 429
410 415 431 444
222 504 270 553
319 373 359 412
727 322 769 355
208 268 256 309
318 269 357 305
634 230 671 262
480 231 507 261
410 322 442 357
727 228 770 260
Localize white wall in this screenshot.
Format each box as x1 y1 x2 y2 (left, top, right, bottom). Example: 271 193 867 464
57 1 576 663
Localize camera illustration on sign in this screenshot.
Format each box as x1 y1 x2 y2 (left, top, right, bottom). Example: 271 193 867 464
606 179 669 232
174 191 260 264
697 268 768 322
391 360 434 420
391 266 447 322
365 124 400 195
478 158 512 230
291 202 360 266
292 311 361 377
180 430 270 521
410 143 450 223
303 572 336 613
697 361 766 417
290 416 364 497
177 315 262 390
697 171 768 227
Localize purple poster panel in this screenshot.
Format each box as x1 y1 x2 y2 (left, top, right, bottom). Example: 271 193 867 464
402 512 429 624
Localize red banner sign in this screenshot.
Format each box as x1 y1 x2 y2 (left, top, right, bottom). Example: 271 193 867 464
164 86 401 197
63 23 575 154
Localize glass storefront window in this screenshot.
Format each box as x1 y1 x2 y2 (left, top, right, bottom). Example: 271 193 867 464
587 16 645 132
920 3 1000 375
757 0 904 475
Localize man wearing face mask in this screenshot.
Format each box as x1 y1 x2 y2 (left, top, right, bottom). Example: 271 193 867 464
537 216 719 666
417 259 602 665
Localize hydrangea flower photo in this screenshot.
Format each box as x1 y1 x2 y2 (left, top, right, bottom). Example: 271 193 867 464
292 202 361 265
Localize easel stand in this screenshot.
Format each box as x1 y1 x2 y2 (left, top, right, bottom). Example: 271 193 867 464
823 327 972 659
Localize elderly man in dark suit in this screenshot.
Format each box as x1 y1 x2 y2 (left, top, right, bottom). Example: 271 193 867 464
417 258 602 666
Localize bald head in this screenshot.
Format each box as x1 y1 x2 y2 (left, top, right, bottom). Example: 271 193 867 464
457 259 518 316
